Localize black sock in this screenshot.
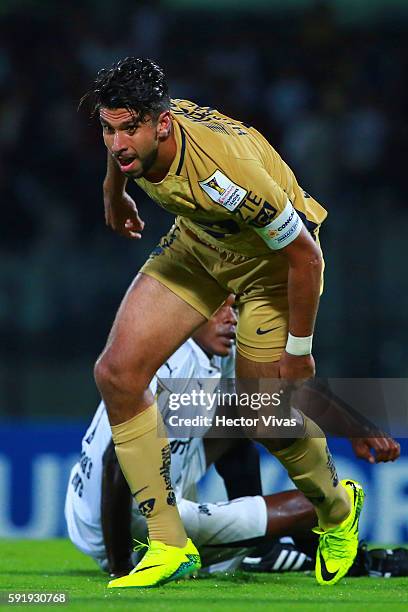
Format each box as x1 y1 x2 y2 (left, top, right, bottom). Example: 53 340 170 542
215 439 262 499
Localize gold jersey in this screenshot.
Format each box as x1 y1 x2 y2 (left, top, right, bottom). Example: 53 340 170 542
135 99 327 257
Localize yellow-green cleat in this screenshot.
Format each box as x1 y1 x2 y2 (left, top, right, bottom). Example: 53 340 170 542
314 479 365 586
108 538 201 588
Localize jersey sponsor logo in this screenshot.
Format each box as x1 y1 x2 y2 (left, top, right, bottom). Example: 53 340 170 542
248 200 278 228
199 170 247 211
138 498 156 518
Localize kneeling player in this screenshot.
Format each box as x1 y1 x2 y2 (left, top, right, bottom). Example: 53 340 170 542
65 300 400 577
65 299 310 573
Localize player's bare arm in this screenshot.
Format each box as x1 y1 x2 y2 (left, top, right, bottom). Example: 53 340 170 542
350 436 400 463
279 226 323 381
295 380 401 463
301 400 401 463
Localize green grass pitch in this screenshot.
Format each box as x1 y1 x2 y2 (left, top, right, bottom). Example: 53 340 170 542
0 540 407 611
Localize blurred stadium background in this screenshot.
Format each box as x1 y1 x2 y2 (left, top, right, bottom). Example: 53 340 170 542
0 0 407 545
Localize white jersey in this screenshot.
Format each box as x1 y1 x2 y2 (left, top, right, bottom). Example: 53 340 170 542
156 339 234 498
65 340 237 564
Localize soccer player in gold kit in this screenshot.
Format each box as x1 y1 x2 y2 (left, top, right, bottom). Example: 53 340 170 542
82 57 364 587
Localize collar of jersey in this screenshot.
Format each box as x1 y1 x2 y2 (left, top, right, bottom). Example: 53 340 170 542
165 117 185 178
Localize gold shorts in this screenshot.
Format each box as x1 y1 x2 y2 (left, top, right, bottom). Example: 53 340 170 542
141 219 323 363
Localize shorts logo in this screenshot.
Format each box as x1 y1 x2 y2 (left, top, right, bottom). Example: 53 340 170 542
198 504 212 516
149 227 180 259
199 170 247 211
256 327 274 335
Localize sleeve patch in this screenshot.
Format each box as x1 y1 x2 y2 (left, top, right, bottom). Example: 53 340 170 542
253 199 303 250
199 170 247 211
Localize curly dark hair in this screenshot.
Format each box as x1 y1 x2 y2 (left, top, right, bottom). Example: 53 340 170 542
80 57 170 121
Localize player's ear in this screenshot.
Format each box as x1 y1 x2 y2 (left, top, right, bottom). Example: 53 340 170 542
225 294 235 308
156 111 172 140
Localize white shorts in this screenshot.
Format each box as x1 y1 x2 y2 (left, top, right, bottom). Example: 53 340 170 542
178 495 267 570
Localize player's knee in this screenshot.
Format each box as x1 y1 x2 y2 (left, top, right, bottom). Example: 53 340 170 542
94 353 116 395
94 351 148 399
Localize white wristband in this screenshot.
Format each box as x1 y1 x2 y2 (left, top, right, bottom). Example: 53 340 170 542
285 333 313 356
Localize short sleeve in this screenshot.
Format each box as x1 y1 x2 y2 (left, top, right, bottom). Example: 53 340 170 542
230 161 303 250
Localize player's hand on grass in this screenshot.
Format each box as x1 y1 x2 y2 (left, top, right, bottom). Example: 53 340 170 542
104 191 145 239
351 436 401 463
278 351 316 385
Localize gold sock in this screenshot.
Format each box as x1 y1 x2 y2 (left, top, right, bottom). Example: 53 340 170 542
111 402 187 547
271 413 351 529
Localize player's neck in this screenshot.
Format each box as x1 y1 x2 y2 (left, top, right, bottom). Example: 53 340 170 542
193 338 214 361
144 123 177 183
